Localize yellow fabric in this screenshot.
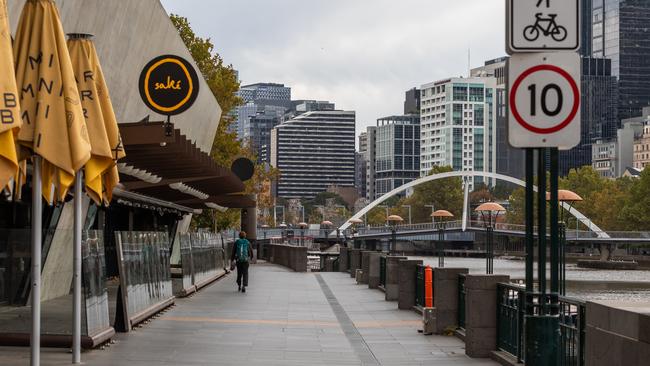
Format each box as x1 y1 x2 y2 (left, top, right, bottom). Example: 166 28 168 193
0 0 22 190
68 38 125 205
13 0 91 203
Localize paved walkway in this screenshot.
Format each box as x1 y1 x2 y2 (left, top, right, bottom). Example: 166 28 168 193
0 264 497 365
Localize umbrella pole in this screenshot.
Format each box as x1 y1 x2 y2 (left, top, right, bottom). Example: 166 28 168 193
72 171 83 363
31 155 42 366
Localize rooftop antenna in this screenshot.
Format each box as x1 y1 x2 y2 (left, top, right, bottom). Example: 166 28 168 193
468 48 471 77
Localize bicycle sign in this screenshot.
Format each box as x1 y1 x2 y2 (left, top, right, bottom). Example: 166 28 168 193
508 53 581 149
506 0 580 54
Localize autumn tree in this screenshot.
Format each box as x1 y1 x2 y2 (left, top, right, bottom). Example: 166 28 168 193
171 15 278 230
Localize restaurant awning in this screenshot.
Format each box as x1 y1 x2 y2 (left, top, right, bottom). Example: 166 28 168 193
116 121 255 210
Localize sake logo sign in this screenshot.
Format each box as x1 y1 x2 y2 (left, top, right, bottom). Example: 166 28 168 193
138 55 199 115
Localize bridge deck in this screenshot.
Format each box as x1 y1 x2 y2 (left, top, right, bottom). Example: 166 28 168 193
0 263 496 366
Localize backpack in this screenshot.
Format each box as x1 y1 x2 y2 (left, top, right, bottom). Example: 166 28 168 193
235 239 250 263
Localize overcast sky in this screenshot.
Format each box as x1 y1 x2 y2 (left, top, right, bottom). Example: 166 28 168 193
160 0 506 141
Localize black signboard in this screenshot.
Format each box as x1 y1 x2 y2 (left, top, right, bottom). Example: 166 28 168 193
139 55 199 116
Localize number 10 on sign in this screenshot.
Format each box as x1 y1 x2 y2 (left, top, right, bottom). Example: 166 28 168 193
508 52 581 149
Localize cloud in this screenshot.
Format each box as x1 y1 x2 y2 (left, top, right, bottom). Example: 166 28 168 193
161 0 506 143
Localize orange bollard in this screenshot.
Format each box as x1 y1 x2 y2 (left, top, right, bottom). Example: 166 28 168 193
424 266 433 308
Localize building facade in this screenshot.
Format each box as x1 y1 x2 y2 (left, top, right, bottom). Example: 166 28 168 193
354 152 367 199
420 77 498 189
235 83 291 161
404 87 421 115
271 110 356 199
591 0 650 121
365 127 377 201
372 115 420 200
471 57 525 179
560 58 619 175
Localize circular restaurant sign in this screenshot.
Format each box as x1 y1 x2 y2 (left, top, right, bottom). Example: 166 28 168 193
138 55 199 116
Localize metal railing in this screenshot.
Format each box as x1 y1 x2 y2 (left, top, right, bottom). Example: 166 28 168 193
496 283 525 362
415 265 425 307
458 274 466 329
379 256 387 288
559 296 586 366
494 282 586 366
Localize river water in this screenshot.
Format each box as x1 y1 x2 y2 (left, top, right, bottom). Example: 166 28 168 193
411 256 650 302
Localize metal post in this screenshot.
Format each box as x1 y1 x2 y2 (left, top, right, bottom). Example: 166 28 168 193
486 225 494 274
525 149 534 296
31 155 42 366
73 172 83 363
550 149 559 298
391 227 396 254
537 149 547 303
438 222 445 268
462 178 470 231
559 221 566 296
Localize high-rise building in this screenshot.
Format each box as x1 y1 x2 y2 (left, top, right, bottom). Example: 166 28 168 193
591 0 650 121
372 115 420 199
419 77 498 190
471 57 525 179
356 132 369 199
560 58 619 175
354 152 367 200
404 87 421 115
365 127 377 201
235 83 292 161
270 110 356 199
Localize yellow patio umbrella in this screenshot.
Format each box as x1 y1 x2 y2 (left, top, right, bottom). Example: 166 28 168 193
0 0 21 190
13 1 90 365
14 0 91 203
68 34 125 205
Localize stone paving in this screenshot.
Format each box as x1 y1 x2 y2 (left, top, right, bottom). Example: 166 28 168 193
0 263 497 365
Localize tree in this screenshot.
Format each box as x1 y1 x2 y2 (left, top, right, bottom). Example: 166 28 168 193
401 165 464 223
170 15 278 230
621 169 650 230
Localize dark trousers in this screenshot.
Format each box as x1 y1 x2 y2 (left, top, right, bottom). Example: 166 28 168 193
236 261 249 287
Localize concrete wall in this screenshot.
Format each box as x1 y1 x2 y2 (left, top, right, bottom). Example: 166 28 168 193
397 259 422 310
7 0 221 153
464 274 509 358
267 244 307 272
432 268 468 334
384 256 407 301
585 301 650 365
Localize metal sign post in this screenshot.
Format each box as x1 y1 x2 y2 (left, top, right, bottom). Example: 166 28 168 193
506 1 581 365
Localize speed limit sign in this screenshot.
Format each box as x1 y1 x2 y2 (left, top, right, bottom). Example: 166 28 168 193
508 52 580 149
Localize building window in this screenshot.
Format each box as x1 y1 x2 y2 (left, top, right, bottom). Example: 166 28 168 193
453 85 468 101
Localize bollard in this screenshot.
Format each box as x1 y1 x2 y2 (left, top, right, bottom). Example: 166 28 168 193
424 266 433 308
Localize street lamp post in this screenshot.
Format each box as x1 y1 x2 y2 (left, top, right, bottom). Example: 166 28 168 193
387 215 403 254
547 190 583 295
298 222 308 247
321 220 333 242
279 222 288 243
475 202 506 274
431 210 454 268
348 218 363 248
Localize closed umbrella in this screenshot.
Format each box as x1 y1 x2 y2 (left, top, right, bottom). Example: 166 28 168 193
67 33 125 363
13 1 90 365
68 34 125 205
0 0 21 190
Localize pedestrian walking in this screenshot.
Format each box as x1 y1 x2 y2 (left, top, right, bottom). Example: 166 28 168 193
231 231 253 292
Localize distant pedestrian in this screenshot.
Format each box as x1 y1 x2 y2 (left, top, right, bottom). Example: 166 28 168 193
231 231 253 292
